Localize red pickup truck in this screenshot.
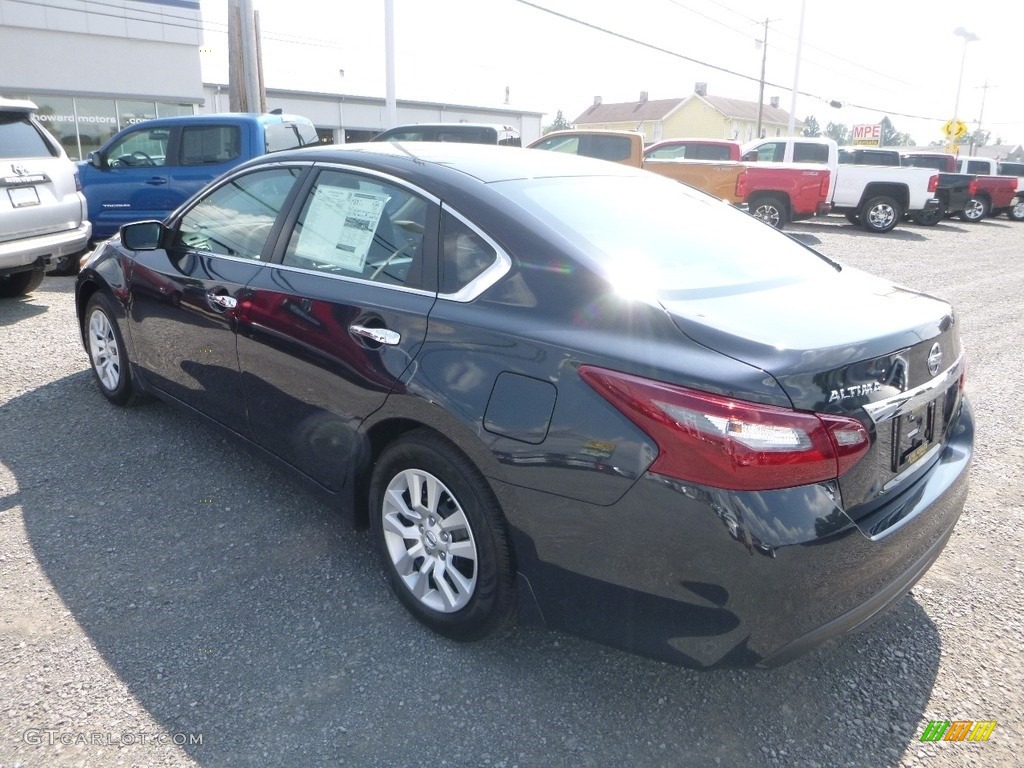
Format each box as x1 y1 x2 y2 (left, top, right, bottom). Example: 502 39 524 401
644 138 831 229
528 132 830 230
902 152 1017 222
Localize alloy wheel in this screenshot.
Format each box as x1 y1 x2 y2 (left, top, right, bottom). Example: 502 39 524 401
88 308 121 392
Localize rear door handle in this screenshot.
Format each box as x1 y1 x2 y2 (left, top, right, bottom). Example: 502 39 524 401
146 177 168 186
350 324 401 346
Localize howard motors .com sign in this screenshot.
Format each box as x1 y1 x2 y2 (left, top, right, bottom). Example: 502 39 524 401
852 123 882 146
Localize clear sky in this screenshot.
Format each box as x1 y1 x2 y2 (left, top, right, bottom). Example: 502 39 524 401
199 0 1024 147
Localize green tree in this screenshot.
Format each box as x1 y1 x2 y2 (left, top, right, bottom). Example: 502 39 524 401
543 110 571 134
802 115 821 137
825 122 849 144
880 116 914 146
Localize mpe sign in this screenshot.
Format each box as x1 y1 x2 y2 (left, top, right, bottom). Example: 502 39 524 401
852 123 882 146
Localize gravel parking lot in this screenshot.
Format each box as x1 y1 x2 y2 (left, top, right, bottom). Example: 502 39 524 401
1 215 1021 768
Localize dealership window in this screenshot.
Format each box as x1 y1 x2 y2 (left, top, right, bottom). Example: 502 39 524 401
16 95 195 160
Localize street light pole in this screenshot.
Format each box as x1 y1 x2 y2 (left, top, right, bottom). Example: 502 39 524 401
787 0 806 136
951 27 979 151
755 18 769 140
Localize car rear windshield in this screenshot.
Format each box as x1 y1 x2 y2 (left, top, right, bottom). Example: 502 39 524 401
493 175 838 297
265 121 318 153
0 113 57 159
998 162 1024 176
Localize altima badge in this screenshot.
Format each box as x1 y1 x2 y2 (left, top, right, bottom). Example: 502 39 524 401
828 381 881 403
927 342 942 376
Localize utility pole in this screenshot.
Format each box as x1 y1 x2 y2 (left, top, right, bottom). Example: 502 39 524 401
228 0 265 113
970 81 995 156
755 18 769 140
787 0 806 137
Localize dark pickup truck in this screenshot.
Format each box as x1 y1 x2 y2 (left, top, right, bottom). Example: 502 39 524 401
900 152 975 225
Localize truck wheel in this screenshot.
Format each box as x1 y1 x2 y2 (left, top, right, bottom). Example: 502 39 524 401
0 265 45 298
957 197 988 222
749 196 788 230
860 196 901 233
911 209 943 226
1008 199 1024 222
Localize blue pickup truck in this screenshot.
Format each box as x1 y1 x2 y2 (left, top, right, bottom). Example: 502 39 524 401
79 112 318 243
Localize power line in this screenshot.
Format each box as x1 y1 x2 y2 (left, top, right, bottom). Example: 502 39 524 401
514 0 950 122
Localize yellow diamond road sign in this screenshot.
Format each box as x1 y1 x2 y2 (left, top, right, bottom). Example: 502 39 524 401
943 120 969 139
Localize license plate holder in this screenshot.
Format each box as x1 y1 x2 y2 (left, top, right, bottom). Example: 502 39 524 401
8 186 40 208
891 398 937 471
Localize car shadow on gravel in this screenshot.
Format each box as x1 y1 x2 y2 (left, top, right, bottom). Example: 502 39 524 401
789 221 929 242
7 374 943 768
0 294 50 326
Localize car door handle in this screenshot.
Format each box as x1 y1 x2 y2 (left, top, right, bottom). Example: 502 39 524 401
350 324 401 346
207 292 237 310
146 177 168 185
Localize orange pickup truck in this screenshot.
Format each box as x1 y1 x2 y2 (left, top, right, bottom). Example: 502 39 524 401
529 130 831 229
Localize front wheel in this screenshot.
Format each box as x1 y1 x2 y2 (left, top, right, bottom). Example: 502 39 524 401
860 196 902 233
370 430 516 641
1009 199 1024 222
749 195 788 230
910 209 943 226
84 293 144 406
957 196 988 222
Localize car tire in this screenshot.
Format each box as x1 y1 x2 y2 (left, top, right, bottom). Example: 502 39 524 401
910 209 943 226
369 430 516 641
1008 199 1024 222
0 265 45 298
749 195 788 230
844 213 861 226
860 196 901 233
957 197 988 222
84 292 144 406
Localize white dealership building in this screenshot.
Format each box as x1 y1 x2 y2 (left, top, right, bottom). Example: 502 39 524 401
0 0 542 160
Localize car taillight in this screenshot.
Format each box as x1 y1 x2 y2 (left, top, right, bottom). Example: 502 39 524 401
73 169 82 192
968 179 978 195
579 366 870 491
819 173 830 196
928 174 938 193
735 170 749 199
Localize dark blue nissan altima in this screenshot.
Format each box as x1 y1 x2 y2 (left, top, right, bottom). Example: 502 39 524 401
75 143 973 668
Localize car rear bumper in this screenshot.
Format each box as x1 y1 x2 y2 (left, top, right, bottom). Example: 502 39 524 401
501 395 973 668
0 221 92 272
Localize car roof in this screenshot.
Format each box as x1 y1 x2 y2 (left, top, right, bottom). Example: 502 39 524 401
110 113 312 130
0 97 39 113
265 141 643 185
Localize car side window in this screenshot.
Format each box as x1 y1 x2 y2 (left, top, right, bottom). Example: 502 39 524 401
751 142 783 162
793 143 829 163
173 167 302 260
282 170 429 289
106 128 170 167
440 212 497 295
180 125 240 165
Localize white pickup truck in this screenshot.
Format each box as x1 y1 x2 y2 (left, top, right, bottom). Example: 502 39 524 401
741 137 941 233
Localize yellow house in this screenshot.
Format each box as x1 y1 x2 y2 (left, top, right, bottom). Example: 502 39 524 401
573 85 804 144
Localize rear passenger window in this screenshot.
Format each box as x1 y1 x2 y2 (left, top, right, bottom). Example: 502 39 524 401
0 113 56 158
440 212 497 294
174 167 302 260
181 125 240 165
793 143 829 163
283 170 429 288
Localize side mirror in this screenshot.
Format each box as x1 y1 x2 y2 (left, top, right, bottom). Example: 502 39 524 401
120 221 165 250
90 151 106 169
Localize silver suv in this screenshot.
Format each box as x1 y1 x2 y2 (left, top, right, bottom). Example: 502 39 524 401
1 98 91 297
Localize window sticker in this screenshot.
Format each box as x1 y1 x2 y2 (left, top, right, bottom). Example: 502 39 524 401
296 185 389 271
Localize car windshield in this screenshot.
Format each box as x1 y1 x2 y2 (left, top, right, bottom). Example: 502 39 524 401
492 174 838 298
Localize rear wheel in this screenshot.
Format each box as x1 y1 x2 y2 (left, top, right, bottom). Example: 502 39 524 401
1009 199 1024 222
369 430 515 641
749 195 788 230
958 196 988 222
860 196 902 233
0 265 45 298
910 209 943 226
85 293 144 406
